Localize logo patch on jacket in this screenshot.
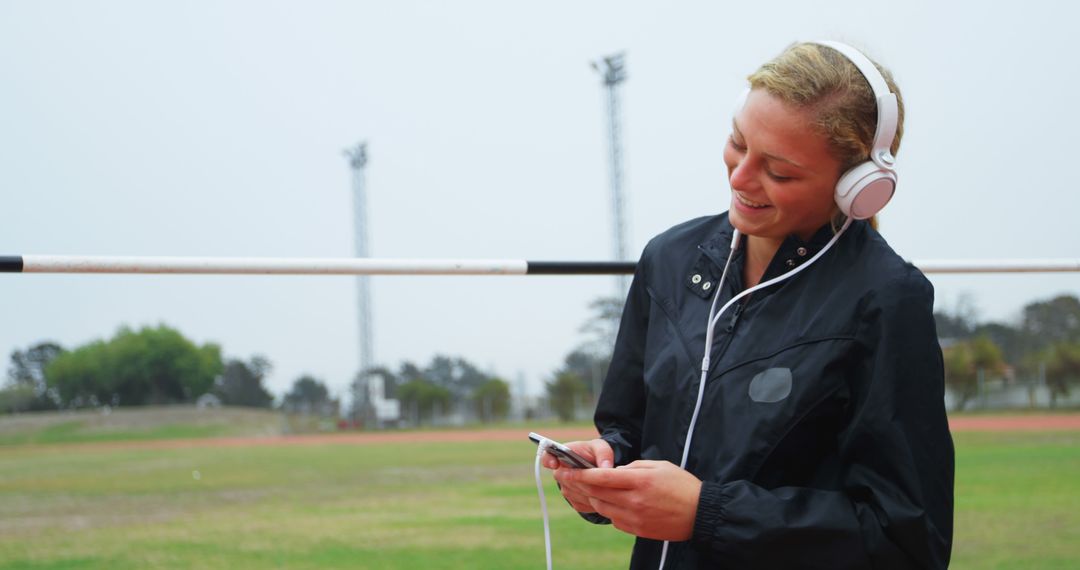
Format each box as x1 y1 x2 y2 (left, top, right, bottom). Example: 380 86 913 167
748 367 793 403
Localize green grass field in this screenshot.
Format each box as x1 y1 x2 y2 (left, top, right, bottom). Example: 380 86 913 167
0 407 283 447
0 417 1077 569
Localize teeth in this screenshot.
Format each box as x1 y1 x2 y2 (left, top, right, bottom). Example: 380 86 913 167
736 194 769 208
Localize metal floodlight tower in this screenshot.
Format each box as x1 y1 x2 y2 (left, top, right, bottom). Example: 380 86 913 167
592 52 630 295
344 142 375 383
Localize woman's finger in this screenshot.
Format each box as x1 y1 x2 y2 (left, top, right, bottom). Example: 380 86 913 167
587 439 615 468
541 453 560 470
557 479 597 513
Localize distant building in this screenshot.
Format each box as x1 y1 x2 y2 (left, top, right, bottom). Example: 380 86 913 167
196 393 222 409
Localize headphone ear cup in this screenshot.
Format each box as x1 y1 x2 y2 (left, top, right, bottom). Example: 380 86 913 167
834 161 897 220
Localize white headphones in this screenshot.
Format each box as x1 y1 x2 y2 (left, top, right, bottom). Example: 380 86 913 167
735 40 900 220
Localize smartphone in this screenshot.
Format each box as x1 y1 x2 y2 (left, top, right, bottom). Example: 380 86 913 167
528 432 596 469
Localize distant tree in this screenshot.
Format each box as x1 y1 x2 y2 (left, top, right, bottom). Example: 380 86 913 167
397 361 424 384
107 326 222 405
397 378 451 424
46 339 111 407
0 384 36 414
214 356 274 408
578 296 624 356
1021 294 1080 351
971 336 1007 376
545 295 623 414
942 336 1006 411
45 325 222 408
557 349 609 399
972 322 1026 369
424 355 489 401
934 293 980 340
472 378 510 423
8 342 64 390
351 357 507 425
935 312 972 341
4 341 64 411
935 293 1080 379
283 375 334 414
1037 342 1080 408
546 372 588 422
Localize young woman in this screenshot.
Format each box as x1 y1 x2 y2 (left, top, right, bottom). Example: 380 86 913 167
544 41 954 569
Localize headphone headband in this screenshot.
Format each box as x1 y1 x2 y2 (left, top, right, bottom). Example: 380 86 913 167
808 40 899 168
809 41 889 96
804 41 899 219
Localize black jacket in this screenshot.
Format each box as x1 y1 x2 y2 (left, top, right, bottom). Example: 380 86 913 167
592 213 954 569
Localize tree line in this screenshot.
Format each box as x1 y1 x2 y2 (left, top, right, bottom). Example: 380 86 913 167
0 324 337 414
935 293 1080 409
4 292 1077 418
0 324 510 423
352 356 511 425
544 297 620 421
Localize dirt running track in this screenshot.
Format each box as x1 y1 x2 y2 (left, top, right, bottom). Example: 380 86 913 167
27 414 1080 453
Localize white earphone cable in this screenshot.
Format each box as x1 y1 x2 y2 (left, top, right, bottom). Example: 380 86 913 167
657 218 852 569
656 228 740 569
535 439 554 570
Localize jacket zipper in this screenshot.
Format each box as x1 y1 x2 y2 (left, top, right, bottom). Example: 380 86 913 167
707 302 742 375
726 302 745 333
704 253 750 374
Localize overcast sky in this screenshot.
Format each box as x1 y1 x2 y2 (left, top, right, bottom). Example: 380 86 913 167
2 1 1077 401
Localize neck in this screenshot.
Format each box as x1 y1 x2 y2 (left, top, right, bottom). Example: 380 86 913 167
743 235 782 288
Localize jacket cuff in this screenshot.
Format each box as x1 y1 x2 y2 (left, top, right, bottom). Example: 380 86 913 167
692 481 727 543
578 511 612 525
599 432 632 466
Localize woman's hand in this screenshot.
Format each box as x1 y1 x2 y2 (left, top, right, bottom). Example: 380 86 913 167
554 460 702 542
541 438 614 514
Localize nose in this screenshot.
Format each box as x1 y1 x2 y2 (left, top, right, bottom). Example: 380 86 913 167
727 153 759 193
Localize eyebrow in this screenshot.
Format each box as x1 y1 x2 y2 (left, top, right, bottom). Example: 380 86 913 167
731 120 806 170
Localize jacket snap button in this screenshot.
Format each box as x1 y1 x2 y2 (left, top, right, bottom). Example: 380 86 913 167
786 259 796 267
691 274 702 284
797 247 808 256
702 281 712 290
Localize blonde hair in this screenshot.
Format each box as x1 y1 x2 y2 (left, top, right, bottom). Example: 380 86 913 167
747 42 905 232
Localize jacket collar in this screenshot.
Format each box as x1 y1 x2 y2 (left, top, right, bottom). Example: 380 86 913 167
697 214 850 279
696 214 740 271
760 223 840 282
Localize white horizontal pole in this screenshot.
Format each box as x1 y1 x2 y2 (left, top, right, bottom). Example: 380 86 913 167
913 259 1080 274
17 255 530 275
1 255 1078 275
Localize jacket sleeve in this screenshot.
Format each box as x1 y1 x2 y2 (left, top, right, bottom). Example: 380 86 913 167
593 243 652 468
691 270 954 569
566 245 653 526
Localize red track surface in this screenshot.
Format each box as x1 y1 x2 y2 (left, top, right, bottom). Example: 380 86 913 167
946 414 1080 432
29 414 1079 452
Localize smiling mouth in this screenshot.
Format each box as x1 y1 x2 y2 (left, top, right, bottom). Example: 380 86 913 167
735 193 771 209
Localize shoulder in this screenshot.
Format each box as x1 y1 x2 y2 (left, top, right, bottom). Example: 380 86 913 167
841 222 934 303
635 214 730 288
840 224 936 334
866 228 933 298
